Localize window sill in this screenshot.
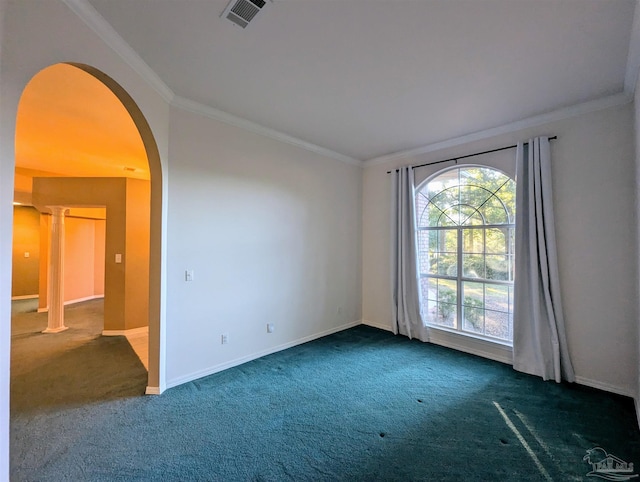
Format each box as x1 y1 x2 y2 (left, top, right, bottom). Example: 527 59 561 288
425 325 514 365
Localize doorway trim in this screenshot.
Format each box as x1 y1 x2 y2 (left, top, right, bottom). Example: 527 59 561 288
63 63 164 393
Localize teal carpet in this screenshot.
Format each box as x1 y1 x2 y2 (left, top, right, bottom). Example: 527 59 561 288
11 303 640 480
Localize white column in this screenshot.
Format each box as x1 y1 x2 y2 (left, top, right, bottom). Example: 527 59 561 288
43 206 68 333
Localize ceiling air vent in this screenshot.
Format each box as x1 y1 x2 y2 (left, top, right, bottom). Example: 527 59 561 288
221 0 268 29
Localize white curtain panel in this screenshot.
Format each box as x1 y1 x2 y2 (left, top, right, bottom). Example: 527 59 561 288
513 137 575 383
390 167 427 341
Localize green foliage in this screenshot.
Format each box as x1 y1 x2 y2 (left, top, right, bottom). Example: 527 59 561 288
464 298 484 329
418 167 516 229
437 287 456 322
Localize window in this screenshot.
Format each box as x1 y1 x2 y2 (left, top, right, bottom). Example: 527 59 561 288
415 166 515 343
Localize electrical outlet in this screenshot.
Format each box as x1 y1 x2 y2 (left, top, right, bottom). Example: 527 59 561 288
221 333 229 344
185 270 194 282
267 323 275 333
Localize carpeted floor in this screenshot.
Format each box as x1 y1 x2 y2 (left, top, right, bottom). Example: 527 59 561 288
10 297 39 315
11 303 640 481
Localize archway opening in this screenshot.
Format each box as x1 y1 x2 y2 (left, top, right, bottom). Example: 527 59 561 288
11 62 162 400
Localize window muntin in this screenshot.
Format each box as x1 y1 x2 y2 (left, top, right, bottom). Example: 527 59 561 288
416 166 515 342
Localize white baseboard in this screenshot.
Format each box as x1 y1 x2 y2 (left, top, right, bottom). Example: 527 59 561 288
574 375 635 398
65 294 103 305
11 294 38 300
103 326 149 337
361 319 513 364
38 294 104 312
362 319 394 332
166 320 362 390
423 332 635 398
427 327 514 365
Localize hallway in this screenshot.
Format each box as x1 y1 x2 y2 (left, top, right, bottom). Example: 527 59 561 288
10 298 148 412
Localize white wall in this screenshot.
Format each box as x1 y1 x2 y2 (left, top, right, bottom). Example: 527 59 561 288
0 3 364 476
363 102 638 397
0 0 363 474
165 107 362 386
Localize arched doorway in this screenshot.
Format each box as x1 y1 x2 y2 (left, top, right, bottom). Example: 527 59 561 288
11 62 162 393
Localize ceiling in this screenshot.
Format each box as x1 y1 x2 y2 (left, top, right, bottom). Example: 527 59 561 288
82 0 637 162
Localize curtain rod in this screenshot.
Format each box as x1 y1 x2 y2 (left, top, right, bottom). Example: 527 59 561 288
386 136 557 174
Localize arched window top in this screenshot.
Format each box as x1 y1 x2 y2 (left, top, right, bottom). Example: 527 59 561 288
416 166 516 228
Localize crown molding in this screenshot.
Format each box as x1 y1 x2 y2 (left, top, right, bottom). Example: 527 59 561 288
624 0 640 94
365 91 633 167
59 0 361 167
60 0 360 167
172 96 363 167
60 0 175 103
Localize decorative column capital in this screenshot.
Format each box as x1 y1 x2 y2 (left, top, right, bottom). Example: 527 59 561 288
46 206 68 217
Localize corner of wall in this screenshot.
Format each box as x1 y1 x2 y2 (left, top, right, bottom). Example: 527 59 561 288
631 59 640 426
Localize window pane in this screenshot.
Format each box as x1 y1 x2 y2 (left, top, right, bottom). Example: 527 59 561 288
435 279 457 328
479 195 508 224
461 167 506 187
495 181 516 222
430 253 441 276
427 172 458 200
431 187 459 215
434 229 457 276
459 167 487 184
422 278 438 323
485 255 508 280
428 229 439 251
439 206 460 226
426 202 446 226
485 228 507 254
417 230 430 274
459 184 491 211
463 228 484 254
485 310 510 340
462 282 483 306
463 254 484 278
460 210 484 226
485 284 509 312
463 307 484 334
441 229 457 252
463 281 484 334
435 254 454 276
415 193 430 228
